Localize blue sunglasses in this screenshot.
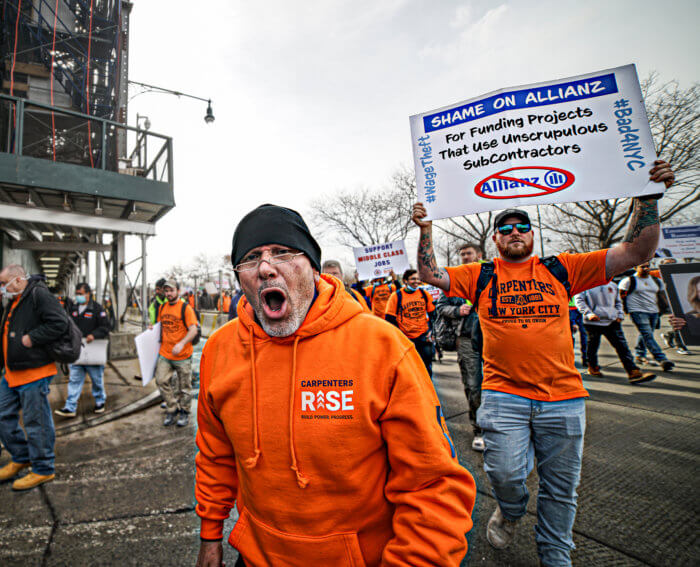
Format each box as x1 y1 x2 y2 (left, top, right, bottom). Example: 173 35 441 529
496 223 532 236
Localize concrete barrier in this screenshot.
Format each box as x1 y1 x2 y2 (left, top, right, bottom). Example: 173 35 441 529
109 331 138 360
200 310 228 338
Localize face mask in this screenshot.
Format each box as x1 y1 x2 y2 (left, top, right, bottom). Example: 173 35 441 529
0 277 22 299
75 295 87 304
405 285 417 293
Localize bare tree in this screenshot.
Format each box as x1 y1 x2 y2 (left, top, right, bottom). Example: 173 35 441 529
434 212 495 259
543 73 699 250
311 166 417 246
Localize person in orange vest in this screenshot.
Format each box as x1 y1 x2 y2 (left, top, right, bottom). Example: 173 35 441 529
217 291 231 313
384 269 436 377
195 204 475 567
363 271 399 319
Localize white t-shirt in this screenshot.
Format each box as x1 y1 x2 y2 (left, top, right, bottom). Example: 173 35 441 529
619 275 664 314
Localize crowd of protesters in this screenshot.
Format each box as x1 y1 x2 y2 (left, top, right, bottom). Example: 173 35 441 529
0 159 696 566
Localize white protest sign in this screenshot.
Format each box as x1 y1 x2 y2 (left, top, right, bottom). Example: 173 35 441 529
134 323 161 387
353 240 410 280
659 225 700 258
410 64 659 220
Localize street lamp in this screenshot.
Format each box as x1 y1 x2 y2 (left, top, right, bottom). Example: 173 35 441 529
129 80 215 124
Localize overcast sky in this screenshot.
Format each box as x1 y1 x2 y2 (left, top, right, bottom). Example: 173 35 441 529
125 0 699 282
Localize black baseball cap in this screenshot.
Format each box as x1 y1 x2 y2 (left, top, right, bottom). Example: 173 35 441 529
493 209 531 230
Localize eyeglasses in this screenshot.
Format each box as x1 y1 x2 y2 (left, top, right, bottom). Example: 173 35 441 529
234 250 304 272
496 223 532 236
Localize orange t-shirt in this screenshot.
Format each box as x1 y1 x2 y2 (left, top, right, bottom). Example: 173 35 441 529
385 288 436 339
446 251 609 401
363 283 396 318
218 296 232 312
2 297 57 388
158 301 198 360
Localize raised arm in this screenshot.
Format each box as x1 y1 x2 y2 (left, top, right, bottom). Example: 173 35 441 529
605 160 674 279
412 203 451 292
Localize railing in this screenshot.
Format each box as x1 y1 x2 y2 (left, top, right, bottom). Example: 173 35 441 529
0 93 173 184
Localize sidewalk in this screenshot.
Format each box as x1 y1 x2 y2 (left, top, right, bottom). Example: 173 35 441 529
49 358 161 436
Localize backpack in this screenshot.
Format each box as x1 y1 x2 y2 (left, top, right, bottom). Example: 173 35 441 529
159 301 202 346
621 275 669 314
471 256 571 356
31 289 82 363
434 309 457 351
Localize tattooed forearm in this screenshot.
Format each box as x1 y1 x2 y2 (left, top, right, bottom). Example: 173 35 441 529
623 197 659 243
418 228 449 289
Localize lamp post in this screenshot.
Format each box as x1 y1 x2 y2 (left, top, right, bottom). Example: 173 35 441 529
128 80 215 124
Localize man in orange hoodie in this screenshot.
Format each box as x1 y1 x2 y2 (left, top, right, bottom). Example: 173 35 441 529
195 204 475 567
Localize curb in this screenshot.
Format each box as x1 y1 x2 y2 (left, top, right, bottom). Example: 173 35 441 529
55 390 162 437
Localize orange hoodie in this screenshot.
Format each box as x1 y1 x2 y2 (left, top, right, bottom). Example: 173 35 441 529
196 274 475 566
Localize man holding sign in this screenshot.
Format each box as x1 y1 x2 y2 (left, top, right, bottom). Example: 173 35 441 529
412 159 674 566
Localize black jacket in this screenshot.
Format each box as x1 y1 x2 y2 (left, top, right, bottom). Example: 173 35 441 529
0 275 69 371
436 293 478 337
66 299 110 339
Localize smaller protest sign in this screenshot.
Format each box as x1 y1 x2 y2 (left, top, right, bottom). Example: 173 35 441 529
353 240 410 281
659 262 700 346
659 225 699 258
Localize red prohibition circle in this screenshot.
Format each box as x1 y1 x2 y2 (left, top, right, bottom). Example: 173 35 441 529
474 166 575 199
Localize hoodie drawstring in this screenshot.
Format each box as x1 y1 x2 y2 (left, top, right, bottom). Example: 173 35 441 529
243 324 261 469
289 336 309 488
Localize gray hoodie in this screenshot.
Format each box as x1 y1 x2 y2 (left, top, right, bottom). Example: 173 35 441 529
574 282 624 326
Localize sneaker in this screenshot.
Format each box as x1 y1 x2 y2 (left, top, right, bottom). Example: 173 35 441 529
163 411 178 426
628 369 656 384
176 411 190 427
662 332 675 348
634 356 648 366
54 407 77 418
12 472 55 491
661 360 675 372
677 348 691 355
0 461 30 481
587 366 603 377
94 403 105 414
471 436 485 452
486 505 518 549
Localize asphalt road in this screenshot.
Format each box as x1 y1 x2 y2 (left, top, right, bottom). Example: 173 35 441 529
0 321 697 566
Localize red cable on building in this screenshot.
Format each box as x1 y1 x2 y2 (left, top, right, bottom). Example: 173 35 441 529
86 0 95 168
9 0 22 146
50 0 59 161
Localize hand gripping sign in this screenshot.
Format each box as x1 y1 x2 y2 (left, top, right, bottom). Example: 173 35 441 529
353 240 410 281
410 64 659 220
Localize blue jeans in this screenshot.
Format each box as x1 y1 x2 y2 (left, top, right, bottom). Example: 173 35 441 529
569 309 588 361
630 312 667 362
65 364 106 411
0 373 56 475
477 390 586 567
410 333 434 378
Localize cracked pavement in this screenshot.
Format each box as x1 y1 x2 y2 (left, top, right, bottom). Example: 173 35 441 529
0 320 697 565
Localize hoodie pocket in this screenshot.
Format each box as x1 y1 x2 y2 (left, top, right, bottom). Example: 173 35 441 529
230 507 367 567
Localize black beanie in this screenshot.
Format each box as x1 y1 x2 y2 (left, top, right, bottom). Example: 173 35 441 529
231 204 322 272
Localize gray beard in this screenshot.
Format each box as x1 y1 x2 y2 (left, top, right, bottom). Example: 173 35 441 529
254 302 309 337
249 282 315 338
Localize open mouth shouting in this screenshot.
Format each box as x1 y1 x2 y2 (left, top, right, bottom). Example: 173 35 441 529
260 287 289 320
